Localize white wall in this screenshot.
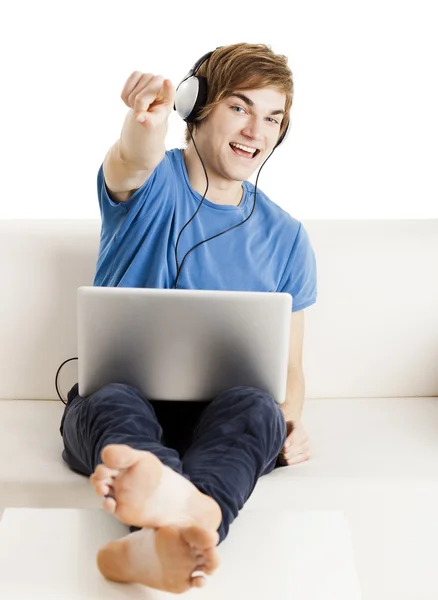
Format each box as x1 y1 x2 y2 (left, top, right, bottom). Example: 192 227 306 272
0 0 436 219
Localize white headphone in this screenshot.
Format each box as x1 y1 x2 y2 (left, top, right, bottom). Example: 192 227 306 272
174 50 213 123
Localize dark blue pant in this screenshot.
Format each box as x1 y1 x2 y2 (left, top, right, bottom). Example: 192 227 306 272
60 382 287 543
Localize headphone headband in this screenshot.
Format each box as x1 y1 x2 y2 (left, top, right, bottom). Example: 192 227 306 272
184 51 214 81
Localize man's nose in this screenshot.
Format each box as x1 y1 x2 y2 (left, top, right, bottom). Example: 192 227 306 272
241 117 264 142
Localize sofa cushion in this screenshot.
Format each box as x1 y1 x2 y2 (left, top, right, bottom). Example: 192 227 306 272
1 396 438 599
1 396 437 502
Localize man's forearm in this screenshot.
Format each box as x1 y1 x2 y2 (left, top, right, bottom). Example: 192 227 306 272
281 367 305 422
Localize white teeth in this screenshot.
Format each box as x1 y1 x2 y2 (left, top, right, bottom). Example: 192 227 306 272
230 142 258 154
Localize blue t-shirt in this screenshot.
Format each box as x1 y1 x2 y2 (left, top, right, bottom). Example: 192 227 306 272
93 148 317 312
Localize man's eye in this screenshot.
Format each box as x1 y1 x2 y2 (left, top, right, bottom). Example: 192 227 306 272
231 106 245 113
267 117 279 124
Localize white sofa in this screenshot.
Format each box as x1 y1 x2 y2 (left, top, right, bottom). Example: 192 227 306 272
0 219 437 600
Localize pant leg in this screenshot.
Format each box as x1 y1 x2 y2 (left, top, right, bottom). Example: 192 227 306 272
182 386 287 543
60 382 185 477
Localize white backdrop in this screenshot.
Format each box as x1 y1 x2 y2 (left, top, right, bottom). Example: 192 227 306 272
0 0 436 219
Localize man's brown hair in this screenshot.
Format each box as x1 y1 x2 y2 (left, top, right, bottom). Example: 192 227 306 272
184 43 294 145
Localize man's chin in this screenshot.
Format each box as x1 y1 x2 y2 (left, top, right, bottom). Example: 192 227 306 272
235 166 259 182
226 160 260 181
233 154 266 178
221 154 263 182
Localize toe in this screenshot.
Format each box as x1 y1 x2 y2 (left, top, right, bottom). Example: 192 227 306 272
202 546 220 574
103 496 117 514
96 483 112 496
92 464 118 482
101 444 140 471
191 573 207 588
183 525 219 551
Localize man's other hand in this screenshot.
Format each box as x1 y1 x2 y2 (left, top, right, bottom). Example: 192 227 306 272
278 419 311 466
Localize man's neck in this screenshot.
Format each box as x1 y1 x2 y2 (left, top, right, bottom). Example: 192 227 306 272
182 146 243 207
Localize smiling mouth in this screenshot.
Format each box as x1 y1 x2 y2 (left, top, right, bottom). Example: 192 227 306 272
229 142 260 159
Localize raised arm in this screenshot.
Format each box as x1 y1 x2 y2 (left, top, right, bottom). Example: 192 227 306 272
103 72 175 203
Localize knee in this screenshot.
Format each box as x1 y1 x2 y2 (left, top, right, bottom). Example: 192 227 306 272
248 387 284 422
219 386 286 439
95 382 141 395
217 385 279 416
87 382 146 408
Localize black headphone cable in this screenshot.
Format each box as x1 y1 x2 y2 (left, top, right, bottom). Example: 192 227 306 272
173 125 275 289
55 131 276 401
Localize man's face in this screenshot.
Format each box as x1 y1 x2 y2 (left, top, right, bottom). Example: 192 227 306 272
194 87 287 183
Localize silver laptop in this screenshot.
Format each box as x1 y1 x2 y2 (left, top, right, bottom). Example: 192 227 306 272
77 286 292 404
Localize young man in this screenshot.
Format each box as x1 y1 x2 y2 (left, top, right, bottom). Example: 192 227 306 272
60 43 317 593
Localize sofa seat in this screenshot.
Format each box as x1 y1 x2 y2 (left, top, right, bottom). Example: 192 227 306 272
1 396 438 599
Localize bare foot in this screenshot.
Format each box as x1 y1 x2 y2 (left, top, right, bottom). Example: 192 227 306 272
90 444 222 531
97 523 220 594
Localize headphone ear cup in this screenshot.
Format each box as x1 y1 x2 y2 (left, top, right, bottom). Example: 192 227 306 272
275 120 291 148
174 75 208 123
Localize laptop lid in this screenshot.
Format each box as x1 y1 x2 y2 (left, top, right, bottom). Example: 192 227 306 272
77 286 292 404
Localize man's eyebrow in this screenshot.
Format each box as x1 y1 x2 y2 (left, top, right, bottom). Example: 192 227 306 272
229 92 285 116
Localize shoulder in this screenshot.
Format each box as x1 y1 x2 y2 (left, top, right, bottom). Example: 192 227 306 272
243 180 302 235
156 148 188 188
96 147 184 212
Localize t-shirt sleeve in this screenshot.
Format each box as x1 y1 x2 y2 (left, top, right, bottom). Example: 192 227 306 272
96 157 164 240
277 222 318 312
